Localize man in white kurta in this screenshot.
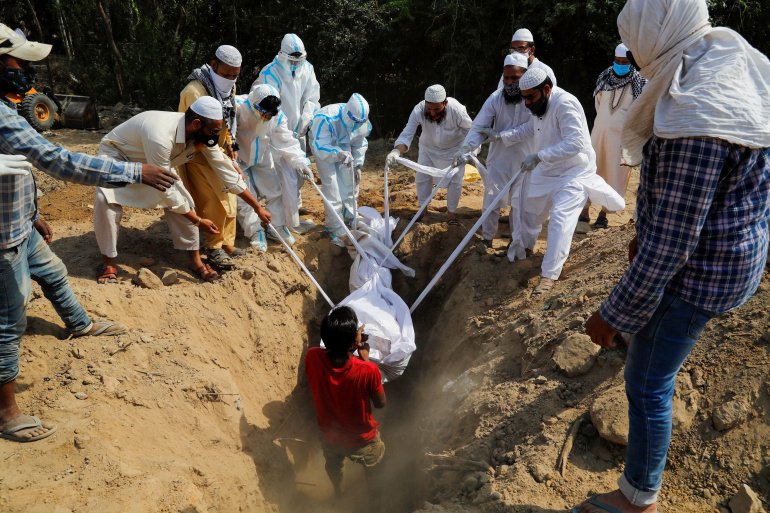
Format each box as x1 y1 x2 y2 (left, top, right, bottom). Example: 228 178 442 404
585 43 647 228
497 28 557 90
234 84 313 251
93 98 236 282
495 68 624 293
461 53 533 243
387 84 472 223
255 33 321 232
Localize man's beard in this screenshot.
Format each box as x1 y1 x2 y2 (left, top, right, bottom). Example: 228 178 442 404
424 108 447 123
503 88 522 104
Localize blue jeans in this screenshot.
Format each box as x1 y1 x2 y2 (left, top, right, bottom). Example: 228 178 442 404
0 228 91 384
620 291 714 506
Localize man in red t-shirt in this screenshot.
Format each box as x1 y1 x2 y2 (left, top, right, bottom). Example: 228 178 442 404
305 306 387 498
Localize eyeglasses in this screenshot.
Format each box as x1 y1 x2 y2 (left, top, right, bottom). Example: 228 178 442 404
510 45 530 53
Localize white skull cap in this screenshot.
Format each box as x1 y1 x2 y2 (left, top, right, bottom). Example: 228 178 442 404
511 28 534 43
280 33 307 58
424 84 446 103
249 83 280 106
519 67 548 91
190 96 224 120
343 93 369 123
215 45 242 67
615 43 629 58
504 52 529 69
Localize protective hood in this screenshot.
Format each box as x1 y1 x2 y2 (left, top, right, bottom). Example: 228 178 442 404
342 93 369 132
279 33 307 73
248 83 281 117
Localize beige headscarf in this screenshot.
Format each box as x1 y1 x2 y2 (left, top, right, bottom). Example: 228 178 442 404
618 0 770 157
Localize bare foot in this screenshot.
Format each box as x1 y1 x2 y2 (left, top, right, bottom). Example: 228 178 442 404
574 490 657 513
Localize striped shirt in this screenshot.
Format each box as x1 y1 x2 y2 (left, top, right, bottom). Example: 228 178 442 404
601 136 770 333
0 100 141 249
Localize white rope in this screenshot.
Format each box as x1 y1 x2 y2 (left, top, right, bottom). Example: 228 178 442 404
410 168 524 313
266 223 335 308
383 163 391 242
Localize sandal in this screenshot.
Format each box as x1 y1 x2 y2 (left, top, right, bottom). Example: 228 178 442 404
532 277 555 296
207 248 235 270
592 216 609 229
192 263 220 282
72 320 127 338
96 264 119 284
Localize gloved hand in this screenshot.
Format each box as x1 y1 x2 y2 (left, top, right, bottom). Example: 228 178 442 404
295 163 314 181
0 154 32 177
337 151 354 165
452 147 472 168
478 127 501 142
521 153 541 172
386 148 401 167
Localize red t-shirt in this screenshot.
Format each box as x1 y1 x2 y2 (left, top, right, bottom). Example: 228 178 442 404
305 347 383 448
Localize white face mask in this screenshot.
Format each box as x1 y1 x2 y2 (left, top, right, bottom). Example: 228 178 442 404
210 70 236 98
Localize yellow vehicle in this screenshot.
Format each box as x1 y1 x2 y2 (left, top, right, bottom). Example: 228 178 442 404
5 86 100 132
5 86 57 131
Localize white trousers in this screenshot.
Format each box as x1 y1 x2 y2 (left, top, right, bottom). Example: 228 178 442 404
93 188 198 258
415 153 464 213
317 159 359 235
236 163 286 239
481 163 515 240
519 182 587 280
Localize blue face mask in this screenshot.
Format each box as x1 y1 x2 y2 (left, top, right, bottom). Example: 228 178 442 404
613 63 631 77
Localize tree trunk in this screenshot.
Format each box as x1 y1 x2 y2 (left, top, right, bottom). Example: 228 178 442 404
24 0 55 90
53 0 74 60
96 1 129 101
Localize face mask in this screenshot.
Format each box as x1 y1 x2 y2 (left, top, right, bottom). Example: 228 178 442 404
613 63 631 76
209 70 236 98
195 128 219 148
0 65 35 94
503 83 521 102
525 92 549 117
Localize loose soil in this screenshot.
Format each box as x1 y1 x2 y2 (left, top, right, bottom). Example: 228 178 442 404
1 131 767 513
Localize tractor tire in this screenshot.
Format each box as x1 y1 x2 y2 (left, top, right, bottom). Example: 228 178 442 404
20 93 57 132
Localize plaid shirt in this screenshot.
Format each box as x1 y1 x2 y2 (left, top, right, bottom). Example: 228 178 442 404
0 100 141 249
601 136 770 333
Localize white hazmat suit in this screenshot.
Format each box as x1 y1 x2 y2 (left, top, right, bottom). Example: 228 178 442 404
234 85 310 247
393 96 472 213
309 94 371 238
499 78 624 279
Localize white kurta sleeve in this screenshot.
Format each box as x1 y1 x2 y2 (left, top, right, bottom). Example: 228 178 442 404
310 115 343 162
141 122 191 214
464 95 497 149
536 99 587 164
499 115 535 146
393 104 422 151
201 146 247 194
271 115 310 168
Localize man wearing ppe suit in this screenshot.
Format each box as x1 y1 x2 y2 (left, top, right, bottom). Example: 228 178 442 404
498 28 557 91
255 34 320 234
461 53 533 244
179 45 246 270
234 84 313 252
388 85 472 224
310 93 372 247
490 67 624 295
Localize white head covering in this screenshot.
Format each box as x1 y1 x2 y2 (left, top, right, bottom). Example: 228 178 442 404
618 0 770 155
511 28 534 43
519 67 547 90
190 96 224 120
614 43 628 58
504 52 529 69
0 24 51 61
424 84 446 103
215 45 242 67
249 83 280 104
342 93 369 131
280 34 307 58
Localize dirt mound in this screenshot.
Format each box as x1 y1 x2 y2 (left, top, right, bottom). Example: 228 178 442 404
1 131 768 513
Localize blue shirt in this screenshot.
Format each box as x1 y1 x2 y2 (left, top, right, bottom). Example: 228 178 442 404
601 136 770 333
0 100 141 249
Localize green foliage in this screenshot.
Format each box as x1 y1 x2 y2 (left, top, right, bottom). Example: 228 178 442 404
7 0 770 136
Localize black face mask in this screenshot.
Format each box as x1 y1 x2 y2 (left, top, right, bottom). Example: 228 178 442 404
195 129 219 148
525 90 549 117
0 65 35 94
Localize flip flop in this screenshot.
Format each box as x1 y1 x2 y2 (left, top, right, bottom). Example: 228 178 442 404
72 320 127 338
0 414 57 443
532 277 555 296
228 248 246 258
96 264 119 284
571 494 648 513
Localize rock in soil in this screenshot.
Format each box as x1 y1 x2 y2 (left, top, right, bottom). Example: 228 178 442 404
713 399 752 431
132 268 164 289
552 333 601 377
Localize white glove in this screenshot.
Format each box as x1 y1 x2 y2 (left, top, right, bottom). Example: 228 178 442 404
295 164 313 180
337 151 354 165
0 154 32 177
386 149 401 167
478 127 501 142
521 153 541 172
